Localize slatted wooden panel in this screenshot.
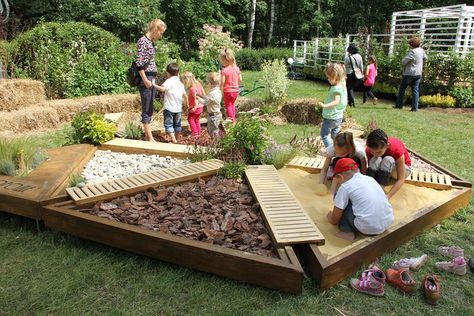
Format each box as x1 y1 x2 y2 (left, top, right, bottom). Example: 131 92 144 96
406 170 452 190
245 165 324 246
66 159 224 205
286 156 326 173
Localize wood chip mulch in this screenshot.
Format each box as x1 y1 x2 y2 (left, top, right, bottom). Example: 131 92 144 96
83 176 277 257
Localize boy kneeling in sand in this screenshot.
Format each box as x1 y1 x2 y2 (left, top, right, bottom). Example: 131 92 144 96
327 158 394 241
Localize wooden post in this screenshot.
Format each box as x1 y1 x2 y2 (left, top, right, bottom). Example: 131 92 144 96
293 40 297 59
420 14 426 40
328 38 333 63
389 13 397 55
454 6 467 54
365 34 371 60
465 19 474 57
313 38 319 68
303 41 307 62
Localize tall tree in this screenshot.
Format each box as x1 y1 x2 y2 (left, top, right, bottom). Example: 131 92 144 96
247 0 256 48
267 0 275 45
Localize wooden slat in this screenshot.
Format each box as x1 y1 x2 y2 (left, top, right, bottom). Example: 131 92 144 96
286 155 326 173
245 165 324 247
405 169 452 190
66 159 224 205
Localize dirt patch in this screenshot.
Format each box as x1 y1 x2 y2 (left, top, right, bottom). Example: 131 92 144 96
0 79 46 111
83 176 277 257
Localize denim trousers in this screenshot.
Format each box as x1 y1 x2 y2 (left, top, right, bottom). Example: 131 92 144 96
163 110 182 133
321 117 343 148
396 75 421 111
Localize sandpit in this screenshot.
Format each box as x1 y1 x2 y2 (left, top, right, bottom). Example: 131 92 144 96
278 167 457 259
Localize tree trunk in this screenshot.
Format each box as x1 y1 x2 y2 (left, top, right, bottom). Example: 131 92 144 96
247 0 257 48
267 0 275 46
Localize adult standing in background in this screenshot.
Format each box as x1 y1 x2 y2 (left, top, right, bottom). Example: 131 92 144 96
135 19 167 142
394 37 427 112
344 43 364 107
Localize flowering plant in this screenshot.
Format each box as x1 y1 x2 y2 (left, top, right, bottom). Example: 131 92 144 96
198 24 243 67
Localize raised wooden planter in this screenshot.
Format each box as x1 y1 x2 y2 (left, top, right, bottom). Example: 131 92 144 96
42 167 305 293
284 150 472 289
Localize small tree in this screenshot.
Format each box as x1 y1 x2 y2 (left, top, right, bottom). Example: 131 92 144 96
261 59 291 105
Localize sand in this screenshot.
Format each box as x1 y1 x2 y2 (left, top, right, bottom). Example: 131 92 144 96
278 167 457 259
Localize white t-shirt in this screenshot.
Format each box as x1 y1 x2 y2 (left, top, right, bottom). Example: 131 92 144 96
325 141 367 169
203 87 222 113
334 173 394 235
162 76 185 113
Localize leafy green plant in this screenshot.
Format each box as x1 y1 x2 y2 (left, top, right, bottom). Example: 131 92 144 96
9 22 129 98
68 173 86 188
264 147 299 170
419 94 456 108
124 121 143 140
0 137 48 177
219 161 246 180
198 24 243 68
449 87 474 108
261 59 291 105
219 117 268 165
188 142 220 163
70 110 117 145
236 48 293 71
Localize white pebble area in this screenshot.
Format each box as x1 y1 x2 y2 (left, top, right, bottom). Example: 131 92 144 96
81 150 188 185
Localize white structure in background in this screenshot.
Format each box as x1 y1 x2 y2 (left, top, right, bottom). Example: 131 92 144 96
0 0 9 22
293 4 474 67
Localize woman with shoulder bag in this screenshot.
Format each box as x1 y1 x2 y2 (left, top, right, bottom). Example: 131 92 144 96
344 43 364 107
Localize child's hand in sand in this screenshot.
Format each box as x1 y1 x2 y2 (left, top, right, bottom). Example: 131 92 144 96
326 211 333 223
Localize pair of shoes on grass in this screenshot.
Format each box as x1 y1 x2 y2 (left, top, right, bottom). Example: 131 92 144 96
436 246 467 276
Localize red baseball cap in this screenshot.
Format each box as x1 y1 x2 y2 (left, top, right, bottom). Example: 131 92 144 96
334 158 359 175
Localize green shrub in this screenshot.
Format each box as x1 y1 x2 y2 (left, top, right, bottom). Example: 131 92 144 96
419 94 456 108
188 142 220 163
219 161 247 180
260 59 291 105
68 173 86 188
264 147 299 170
124 121 143 140
0 137 48 177
449 87 474 108
9 22 129 98
219 117 268 165
70 110 117 145
236 48 293 70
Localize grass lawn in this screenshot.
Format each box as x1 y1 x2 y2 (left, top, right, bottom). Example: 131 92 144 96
1 72 473 315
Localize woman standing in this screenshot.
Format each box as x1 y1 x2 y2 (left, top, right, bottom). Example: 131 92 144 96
344 43 363 107
135 19 167 142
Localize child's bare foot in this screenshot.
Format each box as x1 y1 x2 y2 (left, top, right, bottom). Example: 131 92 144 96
169 133 178 144
148 138 156 143
335 231 355 241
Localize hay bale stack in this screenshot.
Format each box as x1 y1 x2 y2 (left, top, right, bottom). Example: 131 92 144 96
44 93 141 121
236 97 264 112
0 106 60 133
281 98 322 125
0 79 46 111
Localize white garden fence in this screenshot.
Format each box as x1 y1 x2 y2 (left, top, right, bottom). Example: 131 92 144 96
293 4 474 67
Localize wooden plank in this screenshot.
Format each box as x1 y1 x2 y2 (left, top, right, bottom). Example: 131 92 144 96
245 165 324 246
405 169 452 190
101 138 193 158
286 155 326 173
67 160 224 205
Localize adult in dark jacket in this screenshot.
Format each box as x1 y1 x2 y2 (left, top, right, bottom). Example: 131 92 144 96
344 43 364 107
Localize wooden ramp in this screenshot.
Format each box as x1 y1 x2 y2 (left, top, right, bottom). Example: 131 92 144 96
286 156 325 173
287 156 452 190
406 170 452 190
101 138 195 158
245 165 324 246
66 159 224 205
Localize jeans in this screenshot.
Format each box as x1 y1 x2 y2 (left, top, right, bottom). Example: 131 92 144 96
321 118 343 148
138 75 156 124
163 110 182 133
346 73 359 106
396 75 421 111
338 201 359 234
363 85 376 103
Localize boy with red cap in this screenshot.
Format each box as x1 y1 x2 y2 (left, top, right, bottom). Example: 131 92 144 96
327 158 394 241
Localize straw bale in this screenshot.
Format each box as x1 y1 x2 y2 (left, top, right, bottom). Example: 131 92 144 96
0 106 60 133
280 98 322 125
236 97 263 112
0 79 46 111
44 93 141 122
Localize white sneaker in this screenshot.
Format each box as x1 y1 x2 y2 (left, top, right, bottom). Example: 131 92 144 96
392 254 428 271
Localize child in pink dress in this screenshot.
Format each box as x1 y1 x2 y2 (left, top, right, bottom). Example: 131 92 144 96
363 56 378 105
181 72 205 137
220 48 242 123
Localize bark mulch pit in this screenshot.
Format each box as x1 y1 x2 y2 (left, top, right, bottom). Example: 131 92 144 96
152 129 226 146
82 176 277 257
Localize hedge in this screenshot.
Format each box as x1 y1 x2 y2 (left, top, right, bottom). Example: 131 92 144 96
236 48 293 71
